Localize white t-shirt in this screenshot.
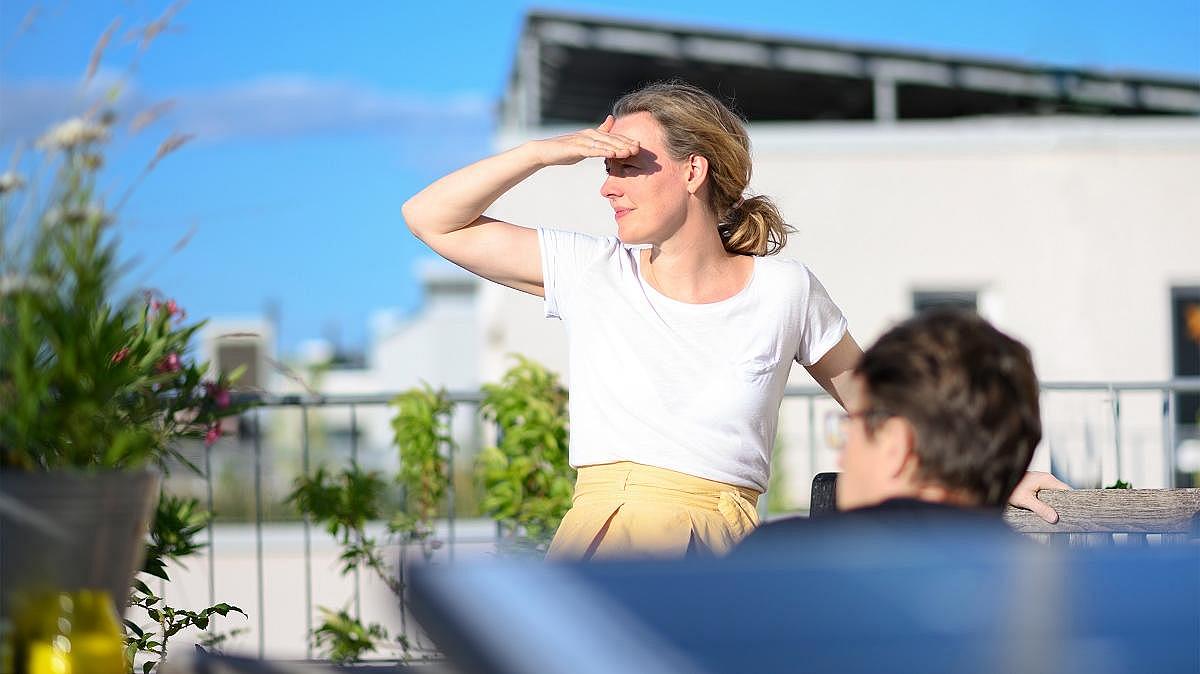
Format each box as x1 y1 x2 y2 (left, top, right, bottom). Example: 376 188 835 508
537 227 848 492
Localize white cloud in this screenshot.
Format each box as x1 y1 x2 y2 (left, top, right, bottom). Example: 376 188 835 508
0 69 141 144
0 73 494 146
170 75 493 140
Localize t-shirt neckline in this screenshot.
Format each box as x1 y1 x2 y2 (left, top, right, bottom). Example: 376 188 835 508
632 247 758 310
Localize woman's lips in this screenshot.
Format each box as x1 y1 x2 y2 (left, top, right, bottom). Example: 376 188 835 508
614 208 631 219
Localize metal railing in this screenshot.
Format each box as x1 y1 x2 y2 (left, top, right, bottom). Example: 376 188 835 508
187 378 1200 659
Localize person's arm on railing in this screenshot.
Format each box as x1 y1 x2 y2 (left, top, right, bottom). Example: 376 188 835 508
401 115 639 297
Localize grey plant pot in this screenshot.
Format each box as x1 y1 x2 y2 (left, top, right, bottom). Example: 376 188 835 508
0 469 160 620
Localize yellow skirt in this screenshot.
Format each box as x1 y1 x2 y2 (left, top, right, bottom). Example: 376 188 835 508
546 461 761 562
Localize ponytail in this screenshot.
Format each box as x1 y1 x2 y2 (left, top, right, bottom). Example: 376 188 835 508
719 195 792 256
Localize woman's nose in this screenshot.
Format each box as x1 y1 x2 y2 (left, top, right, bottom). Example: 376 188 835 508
600 174 623 199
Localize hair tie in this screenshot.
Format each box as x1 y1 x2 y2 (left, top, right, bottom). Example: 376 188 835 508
732 196 746 210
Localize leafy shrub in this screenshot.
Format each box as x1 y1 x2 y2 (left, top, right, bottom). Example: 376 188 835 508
478 356 574 550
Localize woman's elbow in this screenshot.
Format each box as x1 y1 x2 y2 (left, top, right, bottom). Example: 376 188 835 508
401 198 427 238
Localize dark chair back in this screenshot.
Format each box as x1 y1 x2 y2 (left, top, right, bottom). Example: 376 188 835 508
809 472 839 518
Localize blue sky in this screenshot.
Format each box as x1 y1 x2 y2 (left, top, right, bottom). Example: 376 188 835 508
3 0 1198 356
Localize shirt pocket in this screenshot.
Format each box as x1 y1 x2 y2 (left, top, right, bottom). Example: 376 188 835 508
737 353 784 379
734 333 787 379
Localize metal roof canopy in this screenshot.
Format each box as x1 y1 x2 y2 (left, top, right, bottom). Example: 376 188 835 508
502 10 1200 128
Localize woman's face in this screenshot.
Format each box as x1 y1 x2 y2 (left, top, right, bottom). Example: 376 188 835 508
600 112 692 246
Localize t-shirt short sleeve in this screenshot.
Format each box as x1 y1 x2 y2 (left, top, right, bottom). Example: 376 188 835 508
795 267 849 366
537 227 612 320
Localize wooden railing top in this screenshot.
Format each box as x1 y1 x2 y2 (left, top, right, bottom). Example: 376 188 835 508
1003 488 1200 534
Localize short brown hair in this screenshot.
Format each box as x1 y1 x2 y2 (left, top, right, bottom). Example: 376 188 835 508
612 81 792 256
855 309 1042 507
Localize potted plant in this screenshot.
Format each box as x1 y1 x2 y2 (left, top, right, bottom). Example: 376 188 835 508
0 107 246 634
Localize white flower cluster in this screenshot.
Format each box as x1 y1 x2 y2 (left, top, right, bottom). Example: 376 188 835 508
0 172 25 194
44 204 110 226
0 274 52 296
36 118 110 151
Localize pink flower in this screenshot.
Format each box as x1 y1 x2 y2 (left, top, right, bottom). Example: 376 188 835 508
151 298 185 321
148 297 185 322
155 352 181 373
204 422 221 447
204 381 231 409
110 347 130 364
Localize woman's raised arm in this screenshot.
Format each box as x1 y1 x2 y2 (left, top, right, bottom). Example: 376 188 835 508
401 116 639 296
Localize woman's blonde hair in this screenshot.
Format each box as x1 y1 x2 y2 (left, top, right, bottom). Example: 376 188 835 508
612 81 792 256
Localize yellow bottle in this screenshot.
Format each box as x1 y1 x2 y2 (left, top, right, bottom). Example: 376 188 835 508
23 590 125 674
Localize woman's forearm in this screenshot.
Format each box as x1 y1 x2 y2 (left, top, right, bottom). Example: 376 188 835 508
402 142 547 238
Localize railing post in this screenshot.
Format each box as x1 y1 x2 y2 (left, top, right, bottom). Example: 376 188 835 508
253 409 265 658
1109 385 1122 482
1166 388 1177 488
349 404 361 622
204 440 216 609
446 408 456 564
301 404 313 659
807 395 817 510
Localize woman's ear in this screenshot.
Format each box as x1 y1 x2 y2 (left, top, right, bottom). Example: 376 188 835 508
686 154 710 195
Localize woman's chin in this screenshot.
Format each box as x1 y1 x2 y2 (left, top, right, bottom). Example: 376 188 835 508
616 224 648 246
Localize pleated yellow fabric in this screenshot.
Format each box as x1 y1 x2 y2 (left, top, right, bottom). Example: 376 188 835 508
546 461 761 561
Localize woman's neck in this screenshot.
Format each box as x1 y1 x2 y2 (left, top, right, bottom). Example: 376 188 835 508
640 223 752 304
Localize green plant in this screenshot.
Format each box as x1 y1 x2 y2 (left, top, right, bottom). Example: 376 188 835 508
1106 479 1133 489
478 355 574 550
285 384 455 663
312 607 388 665
0 85 247 471
391 384 454 556
389 385 455 653
287 462 396 663
125 494 246 673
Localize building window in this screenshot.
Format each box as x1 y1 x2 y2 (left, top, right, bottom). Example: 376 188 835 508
1172 288 1200 423
216 342 260 390
912 290 978 314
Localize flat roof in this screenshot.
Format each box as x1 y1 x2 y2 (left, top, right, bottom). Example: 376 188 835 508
502 10 1200 127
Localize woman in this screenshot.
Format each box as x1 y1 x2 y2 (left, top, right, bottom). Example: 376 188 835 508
402 82 1064 560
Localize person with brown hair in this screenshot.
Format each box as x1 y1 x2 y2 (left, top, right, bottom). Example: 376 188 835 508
402 81 1063 560
736 308 1047 553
